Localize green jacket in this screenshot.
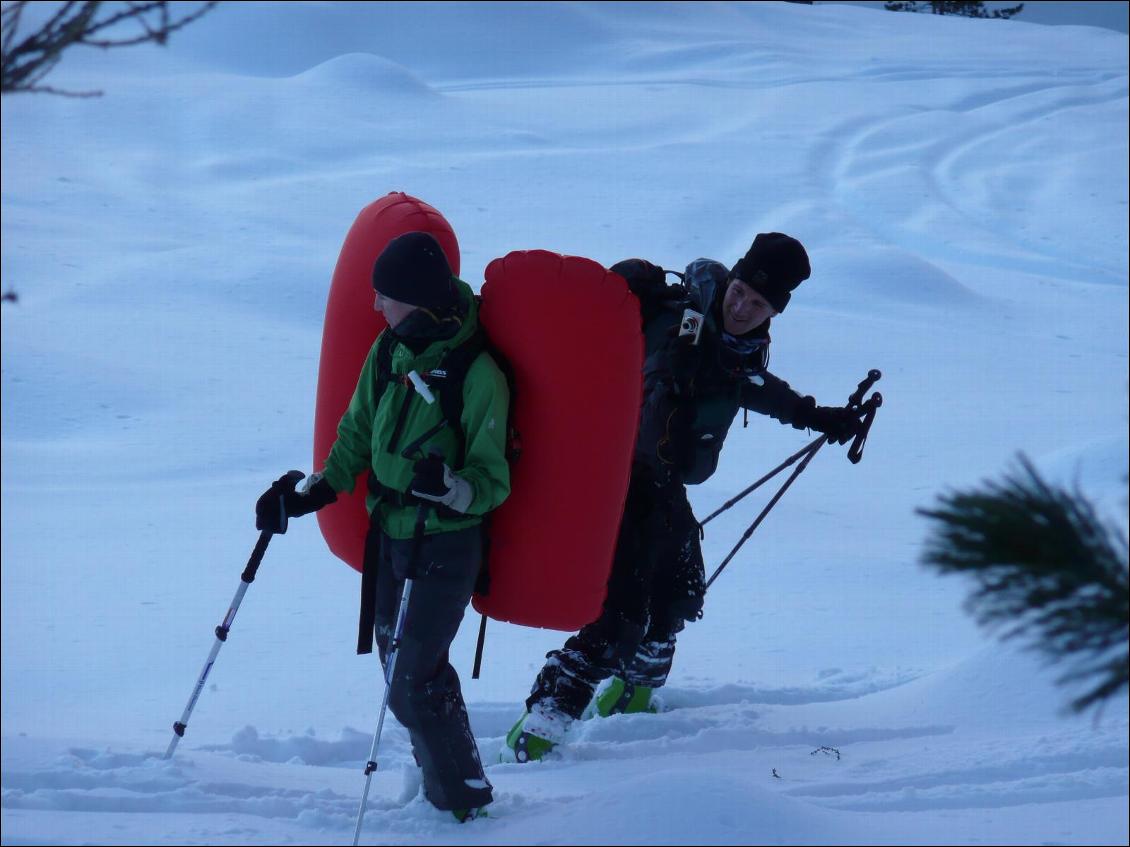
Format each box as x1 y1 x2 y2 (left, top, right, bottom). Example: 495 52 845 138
321 279 511 539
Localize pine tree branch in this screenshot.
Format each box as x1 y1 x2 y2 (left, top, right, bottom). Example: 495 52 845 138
918 455 1129 712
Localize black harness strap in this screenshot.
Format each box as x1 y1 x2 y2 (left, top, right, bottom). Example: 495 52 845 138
471 613 488 679
429 330 486 469
371 328 487 467
357 513 384 655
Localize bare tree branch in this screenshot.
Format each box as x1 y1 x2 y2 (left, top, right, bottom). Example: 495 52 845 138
1 1 219 96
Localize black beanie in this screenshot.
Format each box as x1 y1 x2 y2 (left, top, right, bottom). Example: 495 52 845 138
371 231 456 309
731 232 811 313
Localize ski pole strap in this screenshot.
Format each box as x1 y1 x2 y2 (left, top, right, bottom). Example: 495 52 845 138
240 531 273 583
472 612 487 679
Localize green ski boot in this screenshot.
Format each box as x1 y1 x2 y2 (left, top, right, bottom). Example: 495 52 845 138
453 806 490 823
594 677 658 717
501 711 557 763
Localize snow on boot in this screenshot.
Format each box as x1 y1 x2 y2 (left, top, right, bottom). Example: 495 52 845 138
501 713 555 764
594 677 657 717
501 707 566 763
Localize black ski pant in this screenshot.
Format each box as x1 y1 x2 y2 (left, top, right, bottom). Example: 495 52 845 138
368 522 492 811
525 467 705 721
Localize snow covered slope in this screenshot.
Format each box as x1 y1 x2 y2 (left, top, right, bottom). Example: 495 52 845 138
2 2 1126 844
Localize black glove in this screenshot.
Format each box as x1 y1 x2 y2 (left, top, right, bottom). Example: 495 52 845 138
410 454 473 513
611 258 674 325
255 471 337 534
806 404 863 445
610 258 666 300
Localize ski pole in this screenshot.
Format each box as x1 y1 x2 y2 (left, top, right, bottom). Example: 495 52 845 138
699 370 882 528
705 436 826 589
353 504 428 846
699 434 825 529
164 529 274 760
703 369 882 590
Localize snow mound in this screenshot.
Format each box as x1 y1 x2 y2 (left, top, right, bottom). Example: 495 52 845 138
809 246 981 311
1041 435 1129 507
211 726 374 767
292 53 438 98
842 639 1128 737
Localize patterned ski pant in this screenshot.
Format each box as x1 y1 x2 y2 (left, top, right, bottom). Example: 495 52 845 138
368 523 492 812
525 468 705 722
525 619 679 721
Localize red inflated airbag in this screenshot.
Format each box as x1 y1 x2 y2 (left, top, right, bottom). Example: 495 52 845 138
472 250 643 630
313 193 459 571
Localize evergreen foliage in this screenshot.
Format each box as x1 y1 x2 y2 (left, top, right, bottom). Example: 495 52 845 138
918 455 1128 713
885 1 1024 19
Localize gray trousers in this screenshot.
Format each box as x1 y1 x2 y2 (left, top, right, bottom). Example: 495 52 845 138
370 524 492 811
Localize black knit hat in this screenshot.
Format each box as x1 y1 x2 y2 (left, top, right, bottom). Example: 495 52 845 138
371 231 456 309
731 232 811 313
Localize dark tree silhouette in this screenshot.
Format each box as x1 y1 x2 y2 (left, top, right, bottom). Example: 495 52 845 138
885 1 1024 19
919 455 1128 714
2 1 218 97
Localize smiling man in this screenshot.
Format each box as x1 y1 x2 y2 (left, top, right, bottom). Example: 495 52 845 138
504 232 866 762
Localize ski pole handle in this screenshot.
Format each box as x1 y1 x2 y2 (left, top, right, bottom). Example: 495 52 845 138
848 369 881 409
840 368 882 464
241 530 273 583
848 392 882 464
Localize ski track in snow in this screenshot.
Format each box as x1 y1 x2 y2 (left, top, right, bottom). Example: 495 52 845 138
819 72 1128 284
4 677 1127 840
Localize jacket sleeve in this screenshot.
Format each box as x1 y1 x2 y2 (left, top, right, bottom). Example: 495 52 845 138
739 370 818 430
455 353 512 515
320 341 380 495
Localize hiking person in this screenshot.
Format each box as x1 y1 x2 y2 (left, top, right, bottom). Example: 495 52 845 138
256 231 511 821
505 232 863 762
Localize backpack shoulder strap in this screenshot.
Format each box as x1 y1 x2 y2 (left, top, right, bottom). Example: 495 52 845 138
433 328 487 469
372 330 397 404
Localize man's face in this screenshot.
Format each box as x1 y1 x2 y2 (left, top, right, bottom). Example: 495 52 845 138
374 290 417 329
722 277 777 335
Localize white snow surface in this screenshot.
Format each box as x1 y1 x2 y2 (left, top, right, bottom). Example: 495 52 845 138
2 2 1127 845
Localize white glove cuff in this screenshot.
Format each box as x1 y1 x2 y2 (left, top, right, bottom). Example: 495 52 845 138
443 468 474 514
